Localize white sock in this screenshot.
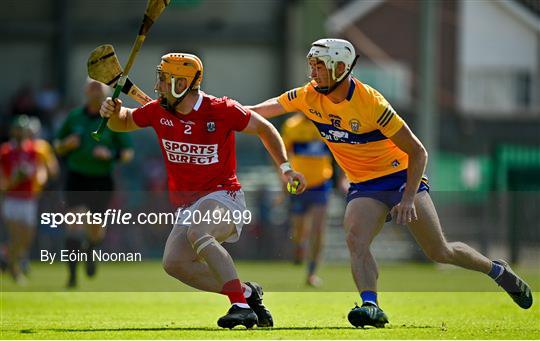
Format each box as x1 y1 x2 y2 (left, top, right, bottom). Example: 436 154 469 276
233 303 250 309
242 283 252 298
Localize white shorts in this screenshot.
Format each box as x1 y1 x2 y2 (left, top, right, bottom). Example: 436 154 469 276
1 197 38 227
173 190 247 243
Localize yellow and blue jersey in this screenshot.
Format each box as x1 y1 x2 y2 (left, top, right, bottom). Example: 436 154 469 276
281 113 333 189
278 78 408 183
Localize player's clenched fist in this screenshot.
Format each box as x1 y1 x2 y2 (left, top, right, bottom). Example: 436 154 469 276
100 97 123 119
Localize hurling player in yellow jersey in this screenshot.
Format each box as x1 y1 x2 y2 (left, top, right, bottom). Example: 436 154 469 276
249 38 532 328
282 113 333 286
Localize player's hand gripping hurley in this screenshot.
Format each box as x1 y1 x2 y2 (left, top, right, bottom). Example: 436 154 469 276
90 0 170 141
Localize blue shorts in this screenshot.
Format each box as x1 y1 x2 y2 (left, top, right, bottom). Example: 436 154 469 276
347 169 429 210
290 181 332 214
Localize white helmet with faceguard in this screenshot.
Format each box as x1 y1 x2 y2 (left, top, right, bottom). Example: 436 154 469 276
307 38 358 94
155 53 203 111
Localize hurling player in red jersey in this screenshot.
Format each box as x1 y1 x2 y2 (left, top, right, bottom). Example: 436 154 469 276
100 53 306 329
0 115 48 284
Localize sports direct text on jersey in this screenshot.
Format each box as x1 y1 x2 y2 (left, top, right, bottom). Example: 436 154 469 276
162 138 219 165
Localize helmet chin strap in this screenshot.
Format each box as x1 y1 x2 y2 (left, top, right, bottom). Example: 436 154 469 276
160 71 201 112
313 55 359 95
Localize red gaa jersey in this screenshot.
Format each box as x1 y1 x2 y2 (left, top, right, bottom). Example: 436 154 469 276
132 92 251 207
0 140 40 199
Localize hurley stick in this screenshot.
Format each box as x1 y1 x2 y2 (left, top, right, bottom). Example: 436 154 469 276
88 44 152 105
91 0 170 141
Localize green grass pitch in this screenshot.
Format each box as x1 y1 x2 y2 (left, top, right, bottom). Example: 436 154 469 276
2 261 539 339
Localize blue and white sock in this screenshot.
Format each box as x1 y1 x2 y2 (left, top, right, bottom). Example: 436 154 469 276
488 262 504 280
360 290 378 306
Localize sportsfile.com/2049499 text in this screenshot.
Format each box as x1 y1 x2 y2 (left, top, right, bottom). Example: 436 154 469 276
40 209 252 228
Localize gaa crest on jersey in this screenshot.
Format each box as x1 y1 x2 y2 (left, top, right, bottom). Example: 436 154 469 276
207 121 216 132
349 119 360 132
328 114 342 128
160 118 174 127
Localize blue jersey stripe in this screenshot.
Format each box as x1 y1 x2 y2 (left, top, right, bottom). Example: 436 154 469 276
311 120 387 144
381 112 394 127
377 108 391 125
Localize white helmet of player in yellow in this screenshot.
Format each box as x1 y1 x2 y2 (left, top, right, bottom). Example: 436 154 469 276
307 38 358 94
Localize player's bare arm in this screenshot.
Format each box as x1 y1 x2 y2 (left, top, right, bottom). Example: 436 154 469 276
99 98 141 132
389 124 428 225
40 145 60 179
247 98 288 119
241 110 307 193
119 149 135 163
54 134 80 156
35 161 48 189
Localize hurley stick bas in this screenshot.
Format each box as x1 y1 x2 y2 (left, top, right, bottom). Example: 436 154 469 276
88 44 152 106
91 0 170 141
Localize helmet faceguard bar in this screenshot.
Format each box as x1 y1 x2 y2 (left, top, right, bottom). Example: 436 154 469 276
155 53 203 112
312 55 359 95
307 38 358 95
166 70 201 112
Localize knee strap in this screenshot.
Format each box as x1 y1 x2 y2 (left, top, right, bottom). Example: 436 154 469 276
192 234 216 255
